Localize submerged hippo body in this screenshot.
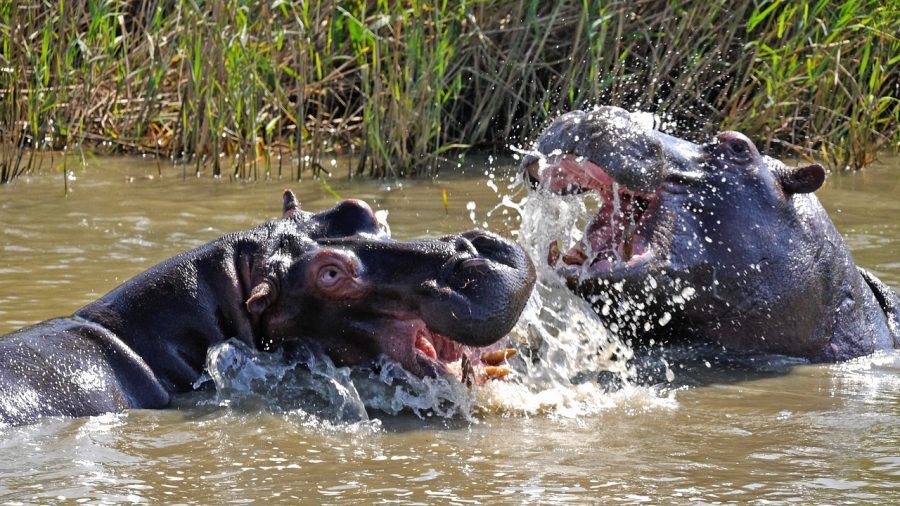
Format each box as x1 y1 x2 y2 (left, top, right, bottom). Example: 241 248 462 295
0 192 534 425
524 107 900 362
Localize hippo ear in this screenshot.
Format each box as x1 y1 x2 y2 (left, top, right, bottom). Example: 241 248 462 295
282 189 301 218
246 280 278 317
777 163 825 194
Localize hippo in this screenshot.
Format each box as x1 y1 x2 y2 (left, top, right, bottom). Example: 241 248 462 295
522 106 900 362
0 191 535 425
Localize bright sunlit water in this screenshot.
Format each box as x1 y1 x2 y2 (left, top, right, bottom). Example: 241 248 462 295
0 154 898 503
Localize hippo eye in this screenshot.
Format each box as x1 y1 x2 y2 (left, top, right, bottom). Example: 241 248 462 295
318 265 344 287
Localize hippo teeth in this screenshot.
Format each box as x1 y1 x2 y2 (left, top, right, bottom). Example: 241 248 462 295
412 327 512 382
555 220 649 269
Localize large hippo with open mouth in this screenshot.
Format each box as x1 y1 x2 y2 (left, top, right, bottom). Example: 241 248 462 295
523 106 899 362
0 192 534 425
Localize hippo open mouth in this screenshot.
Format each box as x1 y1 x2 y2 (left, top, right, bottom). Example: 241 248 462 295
353 315 467 378
528 154 661 278
520 107 684 285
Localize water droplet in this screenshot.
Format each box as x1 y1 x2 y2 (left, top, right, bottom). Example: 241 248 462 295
658 312 672 326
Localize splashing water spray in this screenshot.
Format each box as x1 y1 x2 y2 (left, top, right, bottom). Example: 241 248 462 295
473 149 677 418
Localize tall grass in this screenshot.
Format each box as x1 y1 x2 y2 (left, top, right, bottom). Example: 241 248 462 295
1 0 897 183
731 1 900 169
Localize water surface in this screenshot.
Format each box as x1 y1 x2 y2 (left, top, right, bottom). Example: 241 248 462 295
1 155 898 503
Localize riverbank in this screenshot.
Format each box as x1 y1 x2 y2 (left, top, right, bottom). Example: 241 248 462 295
2 1 898 182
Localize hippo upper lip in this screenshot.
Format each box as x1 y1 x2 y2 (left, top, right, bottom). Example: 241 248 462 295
521 108 665 193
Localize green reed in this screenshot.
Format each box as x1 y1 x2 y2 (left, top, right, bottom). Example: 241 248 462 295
1 0 897 184
732 0 900 169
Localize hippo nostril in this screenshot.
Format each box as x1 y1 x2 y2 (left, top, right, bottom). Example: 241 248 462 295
458 257 490 269
461 230 502 248
454 236 479 257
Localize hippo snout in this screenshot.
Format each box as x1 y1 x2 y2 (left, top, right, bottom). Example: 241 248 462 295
427 230 536 347
523 107 666 193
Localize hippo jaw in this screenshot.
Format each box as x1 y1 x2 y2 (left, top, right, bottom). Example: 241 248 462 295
332 314 471 378
249 228 536 378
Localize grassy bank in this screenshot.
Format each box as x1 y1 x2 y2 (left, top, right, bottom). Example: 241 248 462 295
2 0 898 183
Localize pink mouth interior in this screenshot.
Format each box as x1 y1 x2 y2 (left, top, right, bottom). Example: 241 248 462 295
530 155 656 273
415 332 439 360
408 323 511 380
405 321 468 376
414 328 464 364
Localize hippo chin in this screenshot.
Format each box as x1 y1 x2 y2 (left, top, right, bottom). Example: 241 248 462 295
0 192 535 425
523 106 900 362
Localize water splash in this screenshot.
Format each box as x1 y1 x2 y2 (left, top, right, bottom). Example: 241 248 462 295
473 186 678 417
349 357 473 419
200 339 475 424
200 339 369 424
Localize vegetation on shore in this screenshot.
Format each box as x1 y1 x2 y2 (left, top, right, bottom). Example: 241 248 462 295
1 0 898 183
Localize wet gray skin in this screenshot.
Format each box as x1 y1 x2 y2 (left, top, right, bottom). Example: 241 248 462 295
523 106 900 361
0 192 535 425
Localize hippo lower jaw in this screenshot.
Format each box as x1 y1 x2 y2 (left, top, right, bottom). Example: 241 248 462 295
332 311 508 380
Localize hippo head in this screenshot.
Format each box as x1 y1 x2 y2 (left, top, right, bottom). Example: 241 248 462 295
244 192 535 377
523 107 846 358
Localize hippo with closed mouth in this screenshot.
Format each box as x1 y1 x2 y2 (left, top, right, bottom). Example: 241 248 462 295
0 191 535 425
523 106 899 362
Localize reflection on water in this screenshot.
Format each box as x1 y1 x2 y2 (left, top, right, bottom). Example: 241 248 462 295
1 155 899 503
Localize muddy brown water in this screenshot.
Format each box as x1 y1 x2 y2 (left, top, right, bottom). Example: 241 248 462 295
1 155 898 504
